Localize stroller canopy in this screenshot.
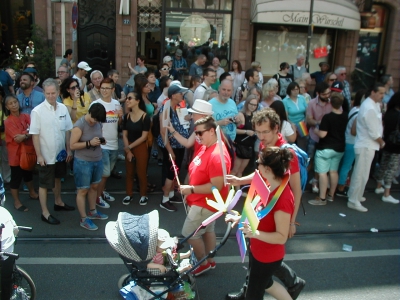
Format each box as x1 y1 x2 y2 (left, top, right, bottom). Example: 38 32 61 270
105 210 159 266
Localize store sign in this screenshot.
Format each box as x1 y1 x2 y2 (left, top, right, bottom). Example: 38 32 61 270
282 13 345 27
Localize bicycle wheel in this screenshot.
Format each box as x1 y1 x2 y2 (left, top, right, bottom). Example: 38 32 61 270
12 266 36 300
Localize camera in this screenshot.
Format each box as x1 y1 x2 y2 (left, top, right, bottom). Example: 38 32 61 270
99 137 105 144
229 117 236 123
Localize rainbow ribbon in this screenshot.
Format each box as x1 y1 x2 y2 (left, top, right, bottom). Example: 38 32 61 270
296 120 309 137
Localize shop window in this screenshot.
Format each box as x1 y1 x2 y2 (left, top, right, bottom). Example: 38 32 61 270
353 4 388 91
165 12 231 68
165 0 232 10
254 26 333 77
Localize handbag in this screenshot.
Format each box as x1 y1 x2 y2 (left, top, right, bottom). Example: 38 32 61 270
20 142 37 171
388 113 400 146
235 143 253 159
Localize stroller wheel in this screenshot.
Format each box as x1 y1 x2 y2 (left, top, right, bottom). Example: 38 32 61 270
117 274 131 289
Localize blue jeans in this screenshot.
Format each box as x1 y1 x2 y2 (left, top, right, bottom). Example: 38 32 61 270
73 158 103 189
338 143 355 185
101 149 119 177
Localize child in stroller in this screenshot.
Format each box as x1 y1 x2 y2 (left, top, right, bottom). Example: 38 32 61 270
147 229 191 274
105 210 197 300
105 210 232 300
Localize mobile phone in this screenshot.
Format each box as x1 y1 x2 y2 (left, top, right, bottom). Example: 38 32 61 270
99 137 105 144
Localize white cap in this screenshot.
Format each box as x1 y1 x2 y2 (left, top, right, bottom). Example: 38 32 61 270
77 61 92 71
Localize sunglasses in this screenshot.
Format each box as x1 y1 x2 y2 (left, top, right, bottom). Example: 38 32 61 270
161 67 170 71
126 96 136 100
248 103 258 107
69 85 78 90
329 78 336 81
194 129 210 137
24 97 30 107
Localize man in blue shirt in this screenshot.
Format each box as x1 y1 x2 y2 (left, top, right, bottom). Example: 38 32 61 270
311 62 329 84
172 49 187 82
17 73 45 114
0 69 14 95
381 74 394 105
209 79 238 141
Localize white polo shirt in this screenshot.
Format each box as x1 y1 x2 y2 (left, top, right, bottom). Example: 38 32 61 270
30 100 73 164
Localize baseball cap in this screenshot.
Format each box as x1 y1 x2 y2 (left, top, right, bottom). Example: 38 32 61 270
188 100 214 115
175 49 183 56
167 84 188 98
23 67 37 74
163 56 172 63
331 81 344 92
77 61 92 71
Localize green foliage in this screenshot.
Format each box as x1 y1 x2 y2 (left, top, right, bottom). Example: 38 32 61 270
1 25 55 82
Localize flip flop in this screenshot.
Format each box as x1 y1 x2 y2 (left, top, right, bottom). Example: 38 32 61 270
15 205 28 212
29 195 39 200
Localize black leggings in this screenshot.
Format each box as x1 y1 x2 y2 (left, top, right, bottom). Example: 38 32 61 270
245 251 282 300
161 147 185 185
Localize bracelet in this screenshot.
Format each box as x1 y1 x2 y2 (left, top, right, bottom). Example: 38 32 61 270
72 107 77 110
190 186 194 194
171 130 176 136
245 130 248 135
86 141 90 149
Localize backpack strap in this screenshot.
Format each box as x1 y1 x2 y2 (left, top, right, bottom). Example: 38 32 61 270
347 111 358 124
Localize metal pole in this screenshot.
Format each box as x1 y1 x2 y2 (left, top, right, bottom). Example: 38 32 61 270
305 0 314 71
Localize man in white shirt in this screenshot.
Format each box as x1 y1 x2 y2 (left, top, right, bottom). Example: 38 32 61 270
91 78 123 208
193 68 216 101
347 83 385 212
30 79 75 225
73 61 92 92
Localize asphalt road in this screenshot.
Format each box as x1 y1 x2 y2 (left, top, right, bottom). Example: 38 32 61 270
4 157 400 299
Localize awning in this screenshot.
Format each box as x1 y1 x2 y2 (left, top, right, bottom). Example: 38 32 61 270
251 0 361 30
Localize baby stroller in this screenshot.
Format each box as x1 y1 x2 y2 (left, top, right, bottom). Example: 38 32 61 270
105 210 232 300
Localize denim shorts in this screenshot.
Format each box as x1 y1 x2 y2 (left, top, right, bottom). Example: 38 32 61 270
315 149 344 173
73 158 103 189
101 149 118 177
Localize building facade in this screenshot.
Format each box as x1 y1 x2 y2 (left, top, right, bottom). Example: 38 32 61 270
0 0 399 91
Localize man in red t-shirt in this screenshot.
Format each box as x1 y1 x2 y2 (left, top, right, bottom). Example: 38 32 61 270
226 108 305 300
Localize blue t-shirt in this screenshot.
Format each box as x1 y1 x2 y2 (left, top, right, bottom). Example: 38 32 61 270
0 71 13 95
310 71 327 84
282 95 308 124
383 89 394 104
189 63 203 77
209 97 238 141
17 90 45 115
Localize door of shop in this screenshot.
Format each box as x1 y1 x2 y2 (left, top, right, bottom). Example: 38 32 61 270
77 0 116 77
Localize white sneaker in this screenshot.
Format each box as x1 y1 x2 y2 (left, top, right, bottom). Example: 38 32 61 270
374 187 384 194
102 191 115 202
347 201 368 212
359 197 366 202
392 178 399 184
96 197 110 208
382 195 399 204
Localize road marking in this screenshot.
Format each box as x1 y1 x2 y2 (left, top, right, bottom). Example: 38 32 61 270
19 249 399 265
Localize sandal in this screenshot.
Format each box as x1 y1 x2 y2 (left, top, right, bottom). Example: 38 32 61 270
29 195 39 200
15 205 28 212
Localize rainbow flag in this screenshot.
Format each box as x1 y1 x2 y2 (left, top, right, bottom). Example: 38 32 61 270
296 121 309 137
